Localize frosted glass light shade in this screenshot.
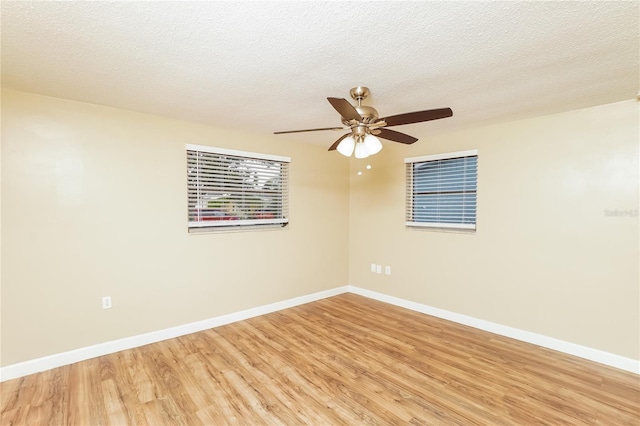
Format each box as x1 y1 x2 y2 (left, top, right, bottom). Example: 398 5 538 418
355 142 370 159
363 134 382 155
336 136 355 157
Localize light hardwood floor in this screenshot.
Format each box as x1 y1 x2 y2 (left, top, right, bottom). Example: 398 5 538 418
1 293 639 425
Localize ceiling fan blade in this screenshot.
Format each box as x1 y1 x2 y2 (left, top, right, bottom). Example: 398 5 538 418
328 133 350 151
382 108 453 127
327 97 362 121
274 126 345 134
377 128 418 144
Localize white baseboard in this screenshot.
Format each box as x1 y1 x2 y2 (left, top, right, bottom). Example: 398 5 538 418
0 286 349 382
2 284 638 382
347 285 640 375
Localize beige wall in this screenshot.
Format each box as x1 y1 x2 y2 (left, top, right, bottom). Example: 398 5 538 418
2 89 638 367
349 100 639 360
0 90 350 366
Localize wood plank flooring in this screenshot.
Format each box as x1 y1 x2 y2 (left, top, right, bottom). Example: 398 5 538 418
1 293 639 425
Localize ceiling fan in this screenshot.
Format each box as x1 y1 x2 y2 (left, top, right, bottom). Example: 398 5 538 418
274 87 453 158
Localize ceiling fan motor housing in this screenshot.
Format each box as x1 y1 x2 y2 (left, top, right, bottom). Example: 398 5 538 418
342 105 379 126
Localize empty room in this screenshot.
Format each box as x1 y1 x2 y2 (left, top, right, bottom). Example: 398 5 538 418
1 1 638 425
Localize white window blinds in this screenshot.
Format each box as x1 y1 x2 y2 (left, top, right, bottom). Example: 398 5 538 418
405 150 478 230
187 144 290 231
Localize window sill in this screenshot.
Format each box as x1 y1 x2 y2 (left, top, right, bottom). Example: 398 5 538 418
188 223 289 234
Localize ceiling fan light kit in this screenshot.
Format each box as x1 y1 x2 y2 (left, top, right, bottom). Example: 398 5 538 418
274 87 453 157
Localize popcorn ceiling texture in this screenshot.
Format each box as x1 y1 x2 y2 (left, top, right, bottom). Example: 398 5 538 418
1 1 638 143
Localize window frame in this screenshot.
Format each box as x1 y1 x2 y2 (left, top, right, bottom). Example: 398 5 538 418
186 144 290 232
405 149 478 230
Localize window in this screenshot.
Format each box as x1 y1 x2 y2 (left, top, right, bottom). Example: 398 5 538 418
187 144 290 231
405 150 478 230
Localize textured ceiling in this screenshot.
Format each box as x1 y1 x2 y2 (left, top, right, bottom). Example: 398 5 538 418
1 1 638 146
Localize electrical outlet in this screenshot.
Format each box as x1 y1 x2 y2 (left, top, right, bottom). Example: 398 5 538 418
371 263 376 272
376 264 382 274
102 296 112 309
385 266 391 275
